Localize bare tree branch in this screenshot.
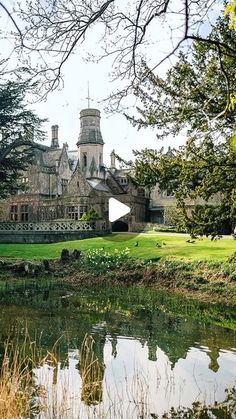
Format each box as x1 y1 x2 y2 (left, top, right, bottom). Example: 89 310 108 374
0 0 233 108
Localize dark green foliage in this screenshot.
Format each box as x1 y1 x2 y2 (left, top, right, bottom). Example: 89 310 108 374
190 204 233 236
80 208 100 221
87 208 100 220
127 17 236 236
0 81 45 198
161 388 236 418
131 140 235 236
127 17 236 139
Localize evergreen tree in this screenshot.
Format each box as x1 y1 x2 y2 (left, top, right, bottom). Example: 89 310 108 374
126 17 236 236
0 81 45 198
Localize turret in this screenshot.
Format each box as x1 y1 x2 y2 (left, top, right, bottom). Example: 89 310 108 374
77 108 104 179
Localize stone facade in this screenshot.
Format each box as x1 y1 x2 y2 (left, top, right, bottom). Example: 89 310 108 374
0 106 223 237
150 185 221 224
0 107 149 231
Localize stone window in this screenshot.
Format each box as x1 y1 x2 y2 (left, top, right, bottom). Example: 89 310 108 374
82 153 87 168
20 204 29 221
21 176 29 184
10 205 18 221
118 177 128 186
61 179 68 194
79 205 88 219
68 206 79 220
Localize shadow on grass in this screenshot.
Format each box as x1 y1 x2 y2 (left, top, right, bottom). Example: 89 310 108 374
103 232 139 242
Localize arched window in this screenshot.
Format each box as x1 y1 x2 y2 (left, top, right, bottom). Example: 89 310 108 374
83 153 87 168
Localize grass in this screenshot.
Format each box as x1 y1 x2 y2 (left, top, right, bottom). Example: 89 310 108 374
0 232 235 261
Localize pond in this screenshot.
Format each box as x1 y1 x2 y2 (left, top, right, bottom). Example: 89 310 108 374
0 283 235 418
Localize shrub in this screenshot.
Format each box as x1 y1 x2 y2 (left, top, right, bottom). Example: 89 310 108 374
80 212 89 221
80 208 100 221
87 208 100 220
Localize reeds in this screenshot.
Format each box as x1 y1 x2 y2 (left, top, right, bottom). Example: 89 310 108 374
0 331 235 418
0 338 39 418
0 331 60 418
80 334 105 406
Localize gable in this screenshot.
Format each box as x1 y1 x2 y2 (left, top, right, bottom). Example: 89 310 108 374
67 164 94 196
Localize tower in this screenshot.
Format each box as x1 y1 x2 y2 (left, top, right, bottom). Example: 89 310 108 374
77 108 104 179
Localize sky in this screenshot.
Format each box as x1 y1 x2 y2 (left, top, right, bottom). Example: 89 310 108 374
27 11 186 166
1 0 221 166
32 55 182 166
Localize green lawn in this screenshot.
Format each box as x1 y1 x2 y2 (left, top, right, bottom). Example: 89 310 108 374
0 233 235 261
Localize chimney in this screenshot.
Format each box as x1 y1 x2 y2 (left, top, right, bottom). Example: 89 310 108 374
51 124 59 148
110 149 116 168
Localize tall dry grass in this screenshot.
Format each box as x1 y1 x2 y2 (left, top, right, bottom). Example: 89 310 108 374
0 332 234 418
0 332 59 418
0 339 38 418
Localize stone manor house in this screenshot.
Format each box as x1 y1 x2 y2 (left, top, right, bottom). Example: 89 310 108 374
0 107 156 231
1 105 220 235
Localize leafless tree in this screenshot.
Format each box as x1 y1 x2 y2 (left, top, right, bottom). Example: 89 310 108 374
0 0 232 107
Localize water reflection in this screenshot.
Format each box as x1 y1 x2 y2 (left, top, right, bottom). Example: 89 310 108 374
33 331 236 418
0 286 235 417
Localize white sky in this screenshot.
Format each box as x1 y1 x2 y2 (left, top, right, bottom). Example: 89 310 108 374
28 15 185 166
1 0 221 166
32 56 184 166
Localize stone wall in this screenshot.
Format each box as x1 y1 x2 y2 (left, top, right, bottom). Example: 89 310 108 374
0 230 109 244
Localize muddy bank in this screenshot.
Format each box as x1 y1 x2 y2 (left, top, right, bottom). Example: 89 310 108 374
0 256 235 307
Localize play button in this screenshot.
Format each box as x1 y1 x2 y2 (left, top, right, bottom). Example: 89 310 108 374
109 198 130 222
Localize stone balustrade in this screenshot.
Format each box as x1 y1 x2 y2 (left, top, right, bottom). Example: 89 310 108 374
0 220 107 232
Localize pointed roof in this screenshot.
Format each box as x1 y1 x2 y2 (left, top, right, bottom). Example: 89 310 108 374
77 108 104 146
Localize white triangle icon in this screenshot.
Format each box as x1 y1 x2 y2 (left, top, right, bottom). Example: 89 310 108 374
109 198 130 222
